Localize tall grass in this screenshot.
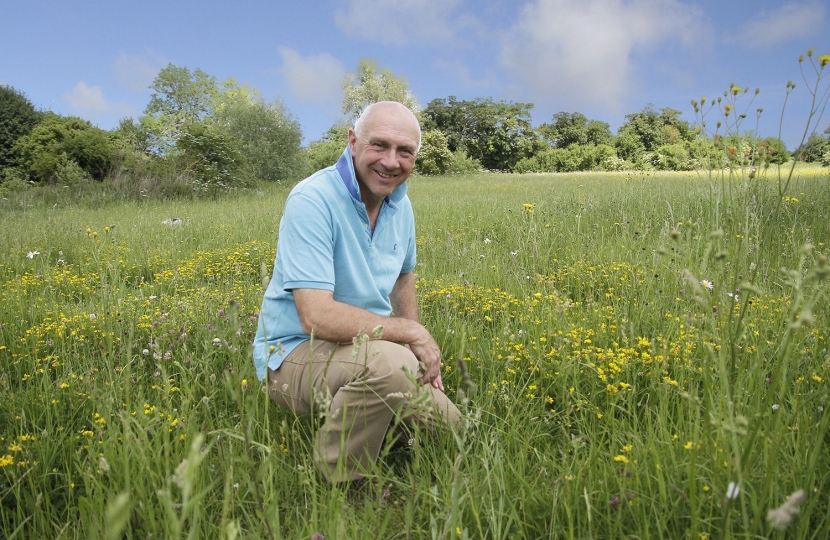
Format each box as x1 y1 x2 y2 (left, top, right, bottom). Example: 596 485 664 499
1 160 828 537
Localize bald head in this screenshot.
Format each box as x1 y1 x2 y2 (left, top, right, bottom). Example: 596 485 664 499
353 101 422 152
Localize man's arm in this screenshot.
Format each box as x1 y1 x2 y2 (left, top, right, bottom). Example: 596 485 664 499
293 278 444 390
389 271 419 321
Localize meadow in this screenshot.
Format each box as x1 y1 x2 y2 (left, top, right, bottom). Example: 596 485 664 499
1 164 829 539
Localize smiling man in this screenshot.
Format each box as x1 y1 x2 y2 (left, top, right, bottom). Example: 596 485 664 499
253 101 460 484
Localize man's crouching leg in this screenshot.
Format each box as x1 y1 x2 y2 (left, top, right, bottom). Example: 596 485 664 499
311 339 459 483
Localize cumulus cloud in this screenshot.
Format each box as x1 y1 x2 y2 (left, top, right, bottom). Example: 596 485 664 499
113 50 168 93
498 0 708 111
278 47 345 104
63 81 132 118
333 0 465 45
730 2 825 49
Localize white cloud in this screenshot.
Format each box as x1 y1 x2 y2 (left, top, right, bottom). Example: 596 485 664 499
730 2 825 49
333 0 465 45
113 50 168 93
498 0 708 111
278 47 345 105
63 81 132 118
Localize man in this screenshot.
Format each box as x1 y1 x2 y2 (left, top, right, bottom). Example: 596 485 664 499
253 101 460 484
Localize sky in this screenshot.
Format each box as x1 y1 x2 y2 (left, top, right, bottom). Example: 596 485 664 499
2 0 829 150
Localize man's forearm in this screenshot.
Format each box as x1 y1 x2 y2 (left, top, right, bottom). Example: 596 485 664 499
293 288 423 344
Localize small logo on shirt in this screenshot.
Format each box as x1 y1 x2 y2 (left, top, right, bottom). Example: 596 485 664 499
393 244 397 251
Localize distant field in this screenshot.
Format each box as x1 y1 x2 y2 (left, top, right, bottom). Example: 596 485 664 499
1 166 829 538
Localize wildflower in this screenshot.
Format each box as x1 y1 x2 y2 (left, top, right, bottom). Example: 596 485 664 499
726 481 741 500
484 237 492 244
700 279 714 291
98 457 110 472
684 441 696 450
523 203 534 213
613 455 629 464
609 496 621 508
26 250 40 259
819 55 830 68
767 489 806 530
772 404 780 411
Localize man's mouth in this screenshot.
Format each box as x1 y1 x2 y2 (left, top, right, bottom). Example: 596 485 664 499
375 170 395 179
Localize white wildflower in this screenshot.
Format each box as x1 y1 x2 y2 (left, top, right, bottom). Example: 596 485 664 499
700 279 714 291
767 489 806 530
484 238 492 244
26 250 40 259
726 481 741 500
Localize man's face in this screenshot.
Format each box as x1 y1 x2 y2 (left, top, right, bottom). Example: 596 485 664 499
348 104 419 209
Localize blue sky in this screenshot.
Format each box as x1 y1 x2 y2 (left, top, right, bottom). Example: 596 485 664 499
2 0 829 149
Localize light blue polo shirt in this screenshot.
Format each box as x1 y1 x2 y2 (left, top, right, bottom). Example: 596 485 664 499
252 146 417 380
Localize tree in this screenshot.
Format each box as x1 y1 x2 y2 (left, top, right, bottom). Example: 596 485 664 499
415 129 452 175
13 113 115 183
0 85 41 169
758 137 789 165
305 122 350 175
421 97 541 171
795 132 829 162
538 112 613 148
176 121 243 190
214 94 305 183
616 105 694 164
341 59 417 120
142 64 220 154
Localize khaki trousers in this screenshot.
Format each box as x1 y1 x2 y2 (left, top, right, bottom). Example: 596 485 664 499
267 339 460 483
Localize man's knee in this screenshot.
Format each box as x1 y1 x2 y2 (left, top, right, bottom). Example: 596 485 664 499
365 340 419 391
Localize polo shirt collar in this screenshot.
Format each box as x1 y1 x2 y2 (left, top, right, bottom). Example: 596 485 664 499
335 146 408 205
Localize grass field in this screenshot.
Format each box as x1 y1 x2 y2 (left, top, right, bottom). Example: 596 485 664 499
1 164 829 538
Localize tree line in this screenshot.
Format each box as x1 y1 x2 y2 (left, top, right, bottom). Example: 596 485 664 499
2 58 829 198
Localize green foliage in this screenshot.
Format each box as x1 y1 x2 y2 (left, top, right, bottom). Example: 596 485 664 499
616 105 694 165
341 58 417 120
305 122 350 175
0 167 30 197
445 148 481 174
415 129 452 175
514 143 617 173
13 113 115 183
688 137 726 170
652 142 692 171
214 96 305 183
0 85 42 169
422 96 540 171
142 64 220 154
758 137 790 165
795 132 829 162
176 121 244 190
538 111 614 148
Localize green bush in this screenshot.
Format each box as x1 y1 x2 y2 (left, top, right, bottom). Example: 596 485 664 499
0 85 42 169
653 143 692 171
13 114 115 183
445 147 481 174
305 123 350 176
176 121 245 190
0 167 30 197
215 99 305 183
415 129 452 175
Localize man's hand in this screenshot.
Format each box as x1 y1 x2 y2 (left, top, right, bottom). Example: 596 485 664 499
406 330 445 391
293 287 445 390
